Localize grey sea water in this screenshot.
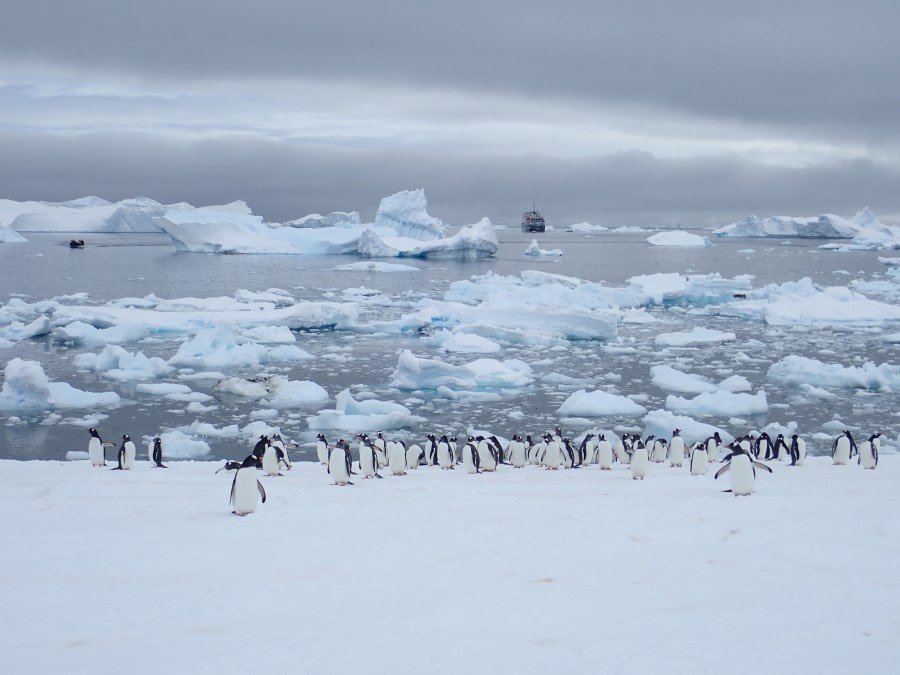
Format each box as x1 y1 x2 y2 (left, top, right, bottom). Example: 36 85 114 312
1 229 896 461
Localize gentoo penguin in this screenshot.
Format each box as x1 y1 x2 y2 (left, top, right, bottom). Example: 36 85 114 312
772 434 790 462
526 435 541 465
357 434 381 479
462 437 481 474
689 441 709 476
406 443 423 469
387 439 407 476
449 436 459 464
755 432 773 460
215 460 243 474
578 433 596 465
789 434 806 466
705 432 723 463
373 432 388 467
87 428 114 467
596 433 614 470
112 434 136 470
489 435 507 465
315 434 330 465
668 429 684 467
650 437 668 464
148 437 167 468
630 439 649 480
540 434 563 470
425 434 439 466
613 433 630 465
561 438 577 468
476 436 498 471
328 439 353 485
858 432 880 470
270 434 293 470
259 436 281 476
437 435 454 469
831 430 857 465
715 444 773 496
507 434 527 468
230 453 267 515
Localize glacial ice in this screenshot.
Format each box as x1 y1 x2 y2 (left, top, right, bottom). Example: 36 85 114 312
306 388 424 432
0 358 120 411
646 231 713 247
767 355 900 392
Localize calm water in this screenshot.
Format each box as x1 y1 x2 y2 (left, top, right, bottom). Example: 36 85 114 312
1 229 896 461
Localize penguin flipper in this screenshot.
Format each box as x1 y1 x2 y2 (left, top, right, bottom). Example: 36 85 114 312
714 463 731 479
751 461 773 474
257 480 267 503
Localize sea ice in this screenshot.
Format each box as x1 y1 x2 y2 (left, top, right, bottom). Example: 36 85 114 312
0 358 120 411
646 231 713 247
556 389 648 417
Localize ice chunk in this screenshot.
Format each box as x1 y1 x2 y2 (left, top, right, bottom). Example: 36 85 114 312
524 240 563 256
557 389 647 417
713 213 858 238
0 358 120 411
389 349 533 390
73 345 175 381
373 189 445 240
767 355 900 392
169 326 268 369
307 388 424 431
666 390 768 417
646 231 713 247
655 327 736 347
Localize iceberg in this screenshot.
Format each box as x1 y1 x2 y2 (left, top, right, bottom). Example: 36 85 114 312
819 208 900 251
358 217 498 259
307 388 424 431
0 358 120 411
1 224 27 243
666 390 768 417
373 189 445 240
557 389 647 417
524 240 563 256
168 326 268 369
646 231 713 247
767 355 900 392
713 213 858 238
655 327 736 347
73 345 175 381
1 196 173 233
278 211 361 229
390 350 533 391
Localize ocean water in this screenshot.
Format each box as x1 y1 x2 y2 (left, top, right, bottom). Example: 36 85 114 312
1 229 896 462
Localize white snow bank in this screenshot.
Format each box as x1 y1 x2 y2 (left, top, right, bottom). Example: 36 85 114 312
390 350 533 391
646 231 713 247
306 388 424 431
557 389 647 417
0 358 120 411
655 327 736 347
767 355 900 392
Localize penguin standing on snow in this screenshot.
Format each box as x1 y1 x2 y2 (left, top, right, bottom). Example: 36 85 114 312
230 453 267 515
462 437 481 474
596 433 614 470
715 444 773 496
87 428 115 467
328 439 353 485
315 434 330 465
772 434 790 462
436 434 454 469
406 442 423 469
425 434 439 466
859 432 881 470
831 430 857 465
507 434 526 468
373 432 388 468
259 436 282 477
668 429 685 467
476 436 498 471
148 437 167 468
689 441 709 476
789 434 806 466
630 439 649 480
755 432 773 460
270 434 294 470
705 432 723 463
387 439 408 476
112 435 136 470
357 434 381 479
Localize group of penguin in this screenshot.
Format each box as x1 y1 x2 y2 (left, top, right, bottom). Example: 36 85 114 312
86 424 883 517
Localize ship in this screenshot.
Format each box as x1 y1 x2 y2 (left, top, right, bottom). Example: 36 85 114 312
521 205 546 233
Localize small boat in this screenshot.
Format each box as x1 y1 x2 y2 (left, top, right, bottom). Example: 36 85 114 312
521 205 546 233
69 239 85 248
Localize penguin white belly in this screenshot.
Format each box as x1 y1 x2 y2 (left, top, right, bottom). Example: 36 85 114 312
630 447 648 479
437 442 453 469
508 441 526 468
650 443 666 463
123 441 136 470
706 440 720 463
388 442 407 475
478 442 497 471
374 443 387 468
542 442 561 470
463 445 479 473
147 439 154 464
596 441 613 470
88 438 104 467
859 441 877 470
261 449 280 476
406 444 422 469
729 455 755 496
360 446 377 478
690 447 708 475
669 439 684 467
329 449 351 484
316 441 329 465
232 469 261 515
833 438 851 465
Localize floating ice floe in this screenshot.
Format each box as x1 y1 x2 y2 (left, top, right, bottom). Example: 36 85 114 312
666 390 768 417
556 389 647 417
390 350 533 391
713 212 859 238
655 327 736 347
73 345 175 381
524 240 563 256
334 261 420 272
307 388 424 431
646 231 713 247
641 409 733 445
767 355 900 392
169 326 268 369
0 316 51 341
440 333 502 354
650 365 719 394
0 358 120 411
569 222 608 233
53 321 149 345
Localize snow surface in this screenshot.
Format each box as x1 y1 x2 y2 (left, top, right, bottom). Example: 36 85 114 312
3 457 897 674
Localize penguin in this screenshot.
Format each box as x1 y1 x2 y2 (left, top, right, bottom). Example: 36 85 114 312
540 434 563 470
561 438 577 468
715 444 773 496
111 434 136 470
831 430 857 465
148 437 167 468
328 439 353 485
613 433 630 465
630 440 649 480
425 434 439 466
489 435 507 465
476 436 498 472
596 433 614 470
789 434 806 466
462 437 481 474
449 436 459 465
259 436 281 476
507 434 527 468
270 434 293 470
406 443 423 469
578 433 596 465
526 435 541 465
772 434 790 462
755 432 773 460
858 432 880 470
373 432 388 468
315 433 330 465
650 437 668 464
230 453 267 515
705 432 723 463
668 430 684 467
357 434 381 479
689 441 709 476
87 428 114 467
387 439 407 476
215 460 243 474
437 434 454 469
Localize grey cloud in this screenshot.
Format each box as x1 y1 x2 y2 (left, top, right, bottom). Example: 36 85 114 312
2 1 899 142
1 131 896 228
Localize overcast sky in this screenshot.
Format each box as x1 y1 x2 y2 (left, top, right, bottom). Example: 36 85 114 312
1 0 898 227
